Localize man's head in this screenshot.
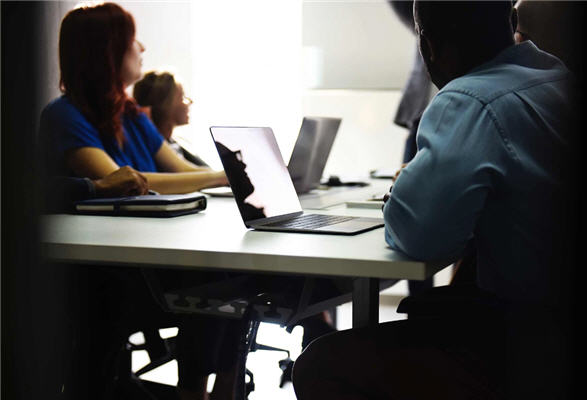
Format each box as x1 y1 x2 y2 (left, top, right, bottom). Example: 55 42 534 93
414 1 516 88
514 0 582 75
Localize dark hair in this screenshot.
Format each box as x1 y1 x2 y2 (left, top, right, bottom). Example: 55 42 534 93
133 71 177 129
59 2 138 146
415 1 514 51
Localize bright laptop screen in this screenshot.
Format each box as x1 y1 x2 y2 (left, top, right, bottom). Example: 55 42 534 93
211 126 302 222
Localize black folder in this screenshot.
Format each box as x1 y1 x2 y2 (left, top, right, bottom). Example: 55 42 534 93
74 193 207 217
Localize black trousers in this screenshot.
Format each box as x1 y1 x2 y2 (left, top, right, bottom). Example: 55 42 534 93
293 285 508 400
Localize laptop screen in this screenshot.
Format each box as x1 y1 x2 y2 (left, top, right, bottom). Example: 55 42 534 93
288 117 341 193
210 127 302 222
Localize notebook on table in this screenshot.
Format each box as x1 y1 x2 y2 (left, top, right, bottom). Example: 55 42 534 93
202 116 341 197
209 126 383 235
74 193 207 217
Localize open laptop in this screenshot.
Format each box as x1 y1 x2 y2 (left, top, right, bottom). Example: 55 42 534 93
287 116 341 193
210 126 384 235
202 117 340 197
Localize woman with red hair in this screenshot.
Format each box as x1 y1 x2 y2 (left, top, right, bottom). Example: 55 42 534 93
42 2 227 193
41 4 239 400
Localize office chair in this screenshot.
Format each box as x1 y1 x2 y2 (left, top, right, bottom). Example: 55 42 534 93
110 326 177 400
119 270 296 400
124 325 292 400
135 269 369 399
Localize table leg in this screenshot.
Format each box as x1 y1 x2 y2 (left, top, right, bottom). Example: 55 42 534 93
352 277 379 328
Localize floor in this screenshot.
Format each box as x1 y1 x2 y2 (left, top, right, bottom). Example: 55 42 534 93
132 269 452 399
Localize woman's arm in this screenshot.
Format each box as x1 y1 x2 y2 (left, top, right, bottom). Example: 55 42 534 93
66 147 120 179
155 141 211 172
66 146 227 194
141 171 227 194
150 141 228 192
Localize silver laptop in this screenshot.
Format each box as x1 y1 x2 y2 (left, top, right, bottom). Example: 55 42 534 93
287 117 341 193
210 126 384 235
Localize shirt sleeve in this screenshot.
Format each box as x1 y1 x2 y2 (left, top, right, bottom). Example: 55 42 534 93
383 90 509 262
44 98 105 158
45 176 95 213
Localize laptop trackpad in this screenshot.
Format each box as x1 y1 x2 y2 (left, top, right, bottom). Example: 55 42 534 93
314 218 384 233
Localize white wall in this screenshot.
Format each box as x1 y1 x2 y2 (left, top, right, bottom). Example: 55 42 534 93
303 89 408 177
120 1 194 95
301 0 418 175
184 0 303 169
303 0 415 89
38 1 77 105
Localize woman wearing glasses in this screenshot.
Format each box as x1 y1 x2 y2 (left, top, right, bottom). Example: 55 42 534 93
133 71 209 167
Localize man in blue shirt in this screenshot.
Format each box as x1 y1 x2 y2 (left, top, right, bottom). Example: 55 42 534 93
385 7 576 307
293 2 578 400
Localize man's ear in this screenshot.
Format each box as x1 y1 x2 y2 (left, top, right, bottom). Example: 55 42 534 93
419 30 435 62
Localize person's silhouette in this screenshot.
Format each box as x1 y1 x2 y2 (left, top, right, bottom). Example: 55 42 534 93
215 141 265 221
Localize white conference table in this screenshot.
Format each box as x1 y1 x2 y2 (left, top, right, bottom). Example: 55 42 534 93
41 183 447 328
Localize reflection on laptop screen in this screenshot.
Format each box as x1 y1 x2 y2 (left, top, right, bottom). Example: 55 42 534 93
211 127 302 222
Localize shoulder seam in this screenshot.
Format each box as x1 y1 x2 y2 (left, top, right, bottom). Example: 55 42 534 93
437 89 487 106
435 89 487 106
434 91 520 163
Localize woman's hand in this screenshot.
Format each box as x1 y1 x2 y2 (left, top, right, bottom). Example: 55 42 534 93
93 166 148 197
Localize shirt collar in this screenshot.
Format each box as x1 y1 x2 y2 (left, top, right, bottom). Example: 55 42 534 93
469 41 537 75
471 40 569 78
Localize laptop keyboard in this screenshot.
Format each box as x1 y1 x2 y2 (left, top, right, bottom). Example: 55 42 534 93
262 214 355 229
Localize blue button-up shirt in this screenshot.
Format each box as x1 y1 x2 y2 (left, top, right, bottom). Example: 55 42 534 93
383 42 577 304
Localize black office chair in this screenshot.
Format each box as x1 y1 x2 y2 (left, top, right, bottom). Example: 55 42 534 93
133 269 368 399
118 270 297 400
124 324 292 400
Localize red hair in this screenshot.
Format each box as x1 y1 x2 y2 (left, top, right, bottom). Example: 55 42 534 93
59 2 138 146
